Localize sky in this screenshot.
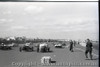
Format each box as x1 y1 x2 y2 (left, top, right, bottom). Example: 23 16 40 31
0 2 99 41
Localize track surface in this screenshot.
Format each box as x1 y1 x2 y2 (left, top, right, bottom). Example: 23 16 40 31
0 42 98 67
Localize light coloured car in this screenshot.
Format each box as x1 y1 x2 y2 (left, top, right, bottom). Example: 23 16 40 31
55 43 62 48
39 43 50 52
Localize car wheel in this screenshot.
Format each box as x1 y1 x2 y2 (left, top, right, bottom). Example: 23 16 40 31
31 47 34 51
48 48 50 52
19 47 22 52
9 47 12 50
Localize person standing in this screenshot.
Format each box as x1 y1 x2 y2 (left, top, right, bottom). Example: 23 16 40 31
69 40 74 52
37 44 39 52
85 39 93 60
78 41 80 45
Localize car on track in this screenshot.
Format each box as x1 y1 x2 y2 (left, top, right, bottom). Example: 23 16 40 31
19 43 34 52
0 43 13 50
38 43 50 52
54 43 62 48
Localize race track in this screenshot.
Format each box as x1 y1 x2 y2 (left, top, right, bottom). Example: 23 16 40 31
0 42 99 67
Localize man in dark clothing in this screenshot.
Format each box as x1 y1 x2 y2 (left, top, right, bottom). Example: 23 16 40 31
69 40 74 52
37 44 39 52
85 39 93 60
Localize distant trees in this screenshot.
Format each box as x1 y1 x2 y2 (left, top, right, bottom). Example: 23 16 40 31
0 37 60 44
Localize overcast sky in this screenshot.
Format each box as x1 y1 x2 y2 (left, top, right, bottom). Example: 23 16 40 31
0 2 99 41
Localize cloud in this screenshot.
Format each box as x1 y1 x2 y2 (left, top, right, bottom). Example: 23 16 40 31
0 2 98 40
0 19 7 22
0 22 4 23
48 18 99 32
10 26 28 30
3 11 12 15
24 5 43 14
8 19 14 22
0 19 14 23
0 19 7 23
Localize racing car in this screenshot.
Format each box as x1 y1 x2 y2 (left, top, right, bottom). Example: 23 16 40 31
38 43 50 52
54 43 62 48
0 43 13 50
19 43 34 52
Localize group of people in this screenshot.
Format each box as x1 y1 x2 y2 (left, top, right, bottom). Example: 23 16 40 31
69 39 93 60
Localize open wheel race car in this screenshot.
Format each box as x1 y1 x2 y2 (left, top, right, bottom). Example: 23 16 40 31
19 43 34 52
54 43 62 48
0 43 13 50
38 43 50 52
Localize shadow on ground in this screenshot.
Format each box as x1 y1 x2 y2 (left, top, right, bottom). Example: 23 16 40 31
51 61 56 63
85 58 98 60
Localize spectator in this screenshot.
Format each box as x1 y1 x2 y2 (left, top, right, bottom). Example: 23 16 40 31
69 40 74 52
37 44 40 52
85 39 93 60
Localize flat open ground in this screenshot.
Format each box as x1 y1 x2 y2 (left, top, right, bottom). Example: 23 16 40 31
0 42 99 67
